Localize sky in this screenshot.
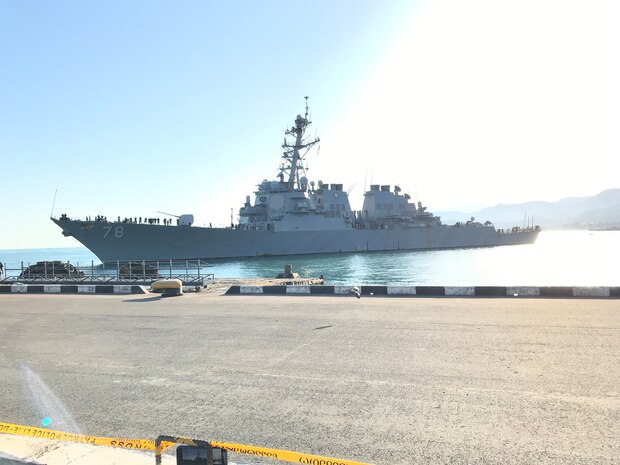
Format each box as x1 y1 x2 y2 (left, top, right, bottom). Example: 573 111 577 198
1 0 618 249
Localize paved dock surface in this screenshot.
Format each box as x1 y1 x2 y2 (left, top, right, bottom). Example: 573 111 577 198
0 293 618 465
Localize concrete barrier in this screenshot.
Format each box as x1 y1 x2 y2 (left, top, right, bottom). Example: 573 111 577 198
475 286 508 297
225 285 241 294
95 285 115 294
361 285 388 295
573 287 610 297
0 284 147 295
415 286 446 296
25 285 45 294
539 287 574 297
507 287 540 297
387 286 416 295
309 286 335 294
224 285 620 298
445 286 475 296
334 285 358 295
240 285 263 294
113 285 133 294
286 286 310 294
261 285 287 295
2 283 616 299
44 285 62 293
11 284 28 293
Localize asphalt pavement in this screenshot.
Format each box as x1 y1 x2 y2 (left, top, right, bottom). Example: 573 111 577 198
0 293 618 465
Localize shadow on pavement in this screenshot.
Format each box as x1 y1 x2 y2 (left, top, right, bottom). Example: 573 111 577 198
122 296 161 303
0 452 42 465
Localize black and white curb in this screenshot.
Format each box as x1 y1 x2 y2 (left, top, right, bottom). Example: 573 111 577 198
0 284 148 294
226 285 620 298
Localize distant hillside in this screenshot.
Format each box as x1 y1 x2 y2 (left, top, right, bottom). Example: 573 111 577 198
437 188 620 229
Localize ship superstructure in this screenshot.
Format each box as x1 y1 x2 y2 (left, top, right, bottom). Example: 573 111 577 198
237 98 354 232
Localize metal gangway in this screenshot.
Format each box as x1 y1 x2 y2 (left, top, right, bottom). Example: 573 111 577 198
0 259 214 286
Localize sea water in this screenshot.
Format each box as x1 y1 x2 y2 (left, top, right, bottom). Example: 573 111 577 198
1 230 619 286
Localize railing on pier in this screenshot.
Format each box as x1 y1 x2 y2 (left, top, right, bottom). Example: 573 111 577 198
0 259 214 286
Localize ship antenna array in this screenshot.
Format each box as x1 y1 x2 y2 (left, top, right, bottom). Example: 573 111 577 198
280 97 319 190
304 96 309 120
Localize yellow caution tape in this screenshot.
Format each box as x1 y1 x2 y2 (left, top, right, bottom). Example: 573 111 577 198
0 421 173 451
0 421 373 465
211 440 372 465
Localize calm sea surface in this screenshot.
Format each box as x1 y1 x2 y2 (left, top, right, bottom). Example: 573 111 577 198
1 230 619 286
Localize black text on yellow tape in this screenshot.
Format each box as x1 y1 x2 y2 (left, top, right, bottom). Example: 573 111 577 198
0 421 173 451
211 440 373 465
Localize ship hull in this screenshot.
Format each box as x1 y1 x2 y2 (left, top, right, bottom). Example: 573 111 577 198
52 219 539 262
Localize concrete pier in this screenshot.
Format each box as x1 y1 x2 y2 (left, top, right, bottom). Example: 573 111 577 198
0 293 618 464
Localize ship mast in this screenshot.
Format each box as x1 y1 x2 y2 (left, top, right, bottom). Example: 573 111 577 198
281 96 320 190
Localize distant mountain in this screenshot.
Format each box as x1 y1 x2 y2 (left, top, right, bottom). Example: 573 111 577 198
437 188 620 229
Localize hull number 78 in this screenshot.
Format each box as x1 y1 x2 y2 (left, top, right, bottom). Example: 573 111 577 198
103 226 124 238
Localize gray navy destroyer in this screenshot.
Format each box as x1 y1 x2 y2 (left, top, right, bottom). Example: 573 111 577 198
52 99 540 262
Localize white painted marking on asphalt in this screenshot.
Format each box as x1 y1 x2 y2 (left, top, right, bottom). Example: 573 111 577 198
266 339 319 368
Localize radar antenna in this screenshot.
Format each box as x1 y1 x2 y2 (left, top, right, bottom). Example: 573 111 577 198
304 96 309 120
